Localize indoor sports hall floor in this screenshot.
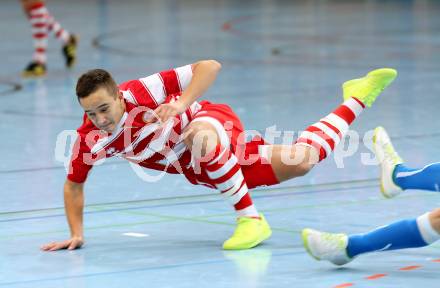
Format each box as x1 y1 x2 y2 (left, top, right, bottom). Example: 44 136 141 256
1 0 440 287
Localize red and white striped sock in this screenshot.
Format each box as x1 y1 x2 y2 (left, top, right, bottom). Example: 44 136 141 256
47 13 70 44
202 145 260 218
28 2 48 63
296 97 365 162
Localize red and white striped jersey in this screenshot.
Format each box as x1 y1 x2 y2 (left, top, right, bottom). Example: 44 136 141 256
68 64 201 183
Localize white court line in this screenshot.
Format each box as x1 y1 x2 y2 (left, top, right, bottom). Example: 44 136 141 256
122 232 150 238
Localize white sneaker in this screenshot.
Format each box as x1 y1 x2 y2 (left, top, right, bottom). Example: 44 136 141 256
302 228 352 266
373 126 404 198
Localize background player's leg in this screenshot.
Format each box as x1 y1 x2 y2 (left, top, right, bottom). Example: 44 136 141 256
46 12 78 68
302 209 440 265
374 126 440 198
21 0 77 76
394 163 440 192
346 209 440 258
21 0 48 77
46 12 71 44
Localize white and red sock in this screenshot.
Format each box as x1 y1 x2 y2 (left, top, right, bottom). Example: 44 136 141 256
296 97 365 162
202 145 260 219
47 13 70 44
28 2 48 64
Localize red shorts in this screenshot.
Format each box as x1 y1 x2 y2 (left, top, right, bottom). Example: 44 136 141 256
181 101 279 189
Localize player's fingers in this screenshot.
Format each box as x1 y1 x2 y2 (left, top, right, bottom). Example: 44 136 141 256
49 241 68 251
41 243 55 251
153 105 165 115
44 242 58 249
155 108 168 122
48 245 62 251
165 108 178 120
149 116 158 123
67 241 75 250
147 112 160 123
68 241 79 250
153 106 178 124
150 107 165 123
160 111 171 123
160 112 173 123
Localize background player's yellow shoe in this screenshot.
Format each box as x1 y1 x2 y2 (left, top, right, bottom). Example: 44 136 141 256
223 214 271 250
373 126 404 198
22 61 46 77
62 34 78 68
343 68 397 107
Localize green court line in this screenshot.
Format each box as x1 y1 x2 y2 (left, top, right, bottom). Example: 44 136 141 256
106 192 439 235
89 205 297 233
114 209 299 234
0 218 177 240
0 178 379 217
3 192 438 240
92 191 438 221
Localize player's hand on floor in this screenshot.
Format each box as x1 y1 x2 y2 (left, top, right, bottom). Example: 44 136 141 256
151 102 186 123
41 237 84 251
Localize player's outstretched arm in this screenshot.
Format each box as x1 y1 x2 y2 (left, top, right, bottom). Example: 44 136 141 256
153 60 222 123
41 180 85 251
178 59 222 107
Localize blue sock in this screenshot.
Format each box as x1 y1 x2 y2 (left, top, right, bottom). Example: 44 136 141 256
393 163 440 191
346 218 428 258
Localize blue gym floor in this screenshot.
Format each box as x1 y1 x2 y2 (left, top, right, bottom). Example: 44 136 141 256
1 0 439 287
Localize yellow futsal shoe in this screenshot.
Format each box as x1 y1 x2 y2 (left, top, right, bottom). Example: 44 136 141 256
342 68 397 107
62 34 78 68
302 228 352 266
373 126 404 198
22 61 46 77
223 214 272 250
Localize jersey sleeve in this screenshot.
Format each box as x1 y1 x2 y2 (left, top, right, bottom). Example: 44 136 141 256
67 119 106 183
67 133 94 183
118 64 193 108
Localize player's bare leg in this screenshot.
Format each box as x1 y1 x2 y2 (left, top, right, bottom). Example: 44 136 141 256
262 144 317 183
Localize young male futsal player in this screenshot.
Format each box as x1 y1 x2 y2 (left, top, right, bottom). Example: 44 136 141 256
41 59 397 251
20 0 77 77
303 126 440 265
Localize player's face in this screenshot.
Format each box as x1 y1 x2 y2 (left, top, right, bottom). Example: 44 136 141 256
80 87 125 133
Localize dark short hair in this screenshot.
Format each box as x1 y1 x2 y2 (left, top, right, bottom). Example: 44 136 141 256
76 69 118 99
